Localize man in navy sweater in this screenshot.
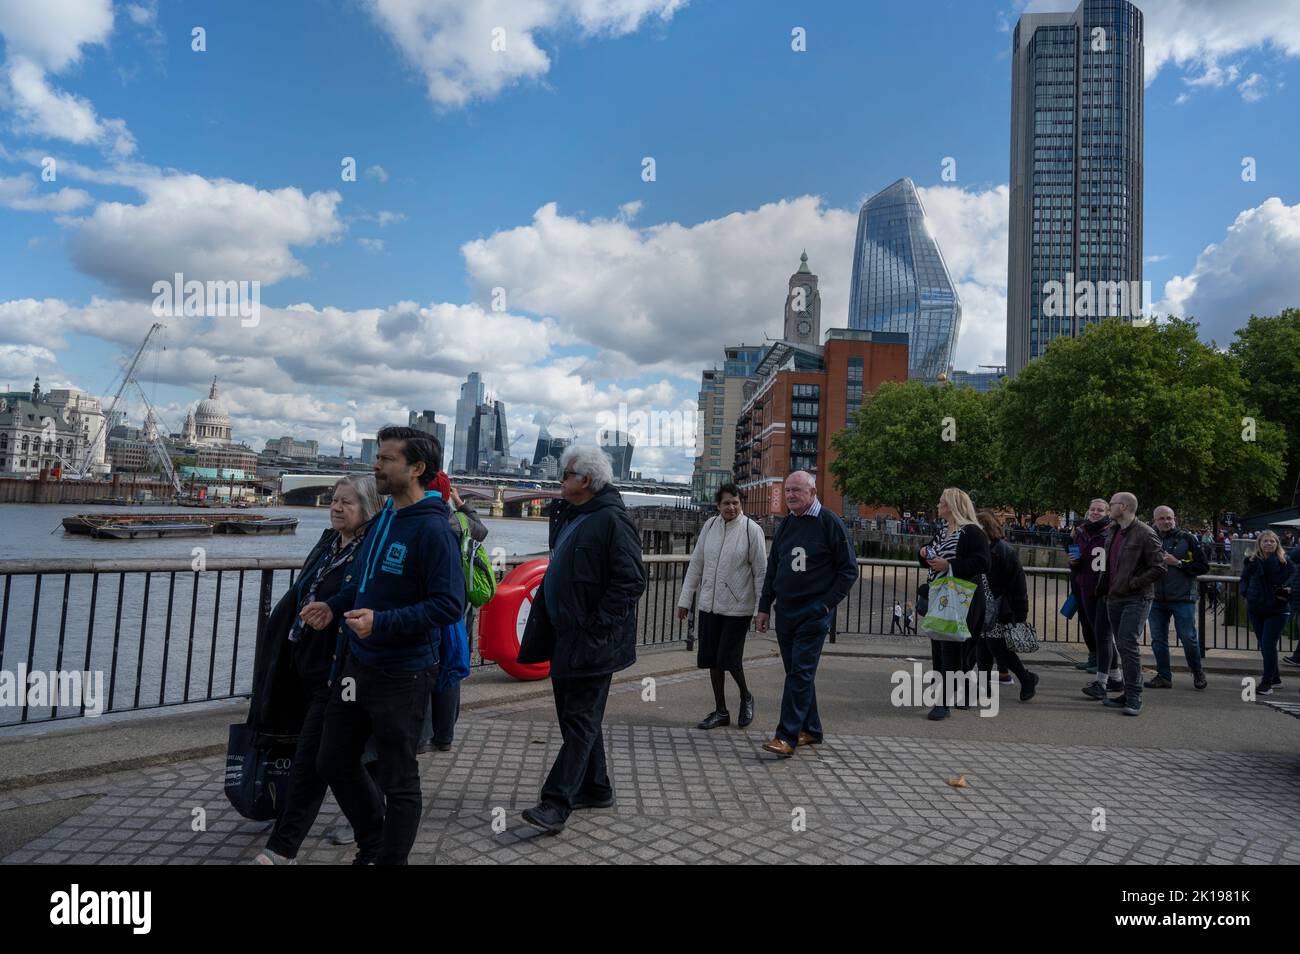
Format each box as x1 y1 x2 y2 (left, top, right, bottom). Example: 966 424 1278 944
308 426 465 864
755 471 858 757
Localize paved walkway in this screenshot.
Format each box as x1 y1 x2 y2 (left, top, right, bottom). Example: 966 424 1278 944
3 656 1298 864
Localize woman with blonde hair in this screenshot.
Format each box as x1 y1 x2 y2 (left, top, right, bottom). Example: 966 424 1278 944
1240 530 1292 694
917 488 990 720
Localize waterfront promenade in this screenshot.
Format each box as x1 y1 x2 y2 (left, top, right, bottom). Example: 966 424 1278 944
3 637 1297 865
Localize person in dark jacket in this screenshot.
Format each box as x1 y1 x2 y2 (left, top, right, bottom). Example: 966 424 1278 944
975 511 1038 702
1284 543 1300 668
251 475 380 864
417 473 488 754
917 487 990 721
517 445 646 834
1096 492 1166 716
1145 506 1209 690
1072 499 1124 699
754 471 857 756
1240 530 1292 694
313 427 466 864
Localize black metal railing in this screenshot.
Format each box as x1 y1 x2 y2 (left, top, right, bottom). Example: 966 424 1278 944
2 555 1292 727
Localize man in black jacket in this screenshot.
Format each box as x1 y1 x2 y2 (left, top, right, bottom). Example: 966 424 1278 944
1145 506 1209 690
517 446 646 834
755 471 858 756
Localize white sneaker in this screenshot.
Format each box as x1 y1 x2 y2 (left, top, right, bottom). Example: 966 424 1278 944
251 849 297 865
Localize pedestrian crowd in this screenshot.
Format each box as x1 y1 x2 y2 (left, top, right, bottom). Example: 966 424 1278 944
239 432 1298 861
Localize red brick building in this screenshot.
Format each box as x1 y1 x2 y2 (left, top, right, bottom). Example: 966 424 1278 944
734 329 908 517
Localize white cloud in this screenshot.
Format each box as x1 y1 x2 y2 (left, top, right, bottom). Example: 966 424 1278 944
1237 72 1266 102
1144 253 1169 264
463 186 1010 373
366 0 687 109
1135 0 1300 97
1156 197 1300 346
0 342 60 382
0 2 137 156
0 0 114 72
358 237 386 253
64 173 345 295
364 164 389 183
0 172 91 211
0 293 705 476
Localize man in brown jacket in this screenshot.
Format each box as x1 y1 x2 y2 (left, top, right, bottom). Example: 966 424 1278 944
1096 492 1167 716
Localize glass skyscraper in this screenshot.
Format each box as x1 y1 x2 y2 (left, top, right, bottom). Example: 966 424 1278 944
847 178 961 383
1007 0 1144 376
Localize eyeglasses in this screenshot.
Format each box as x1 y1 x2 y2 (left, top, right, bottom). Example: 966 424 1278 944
562 470 578 481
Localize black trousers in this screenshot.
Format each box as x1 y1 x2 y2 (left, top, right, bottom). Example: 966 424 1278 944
976 635 1031 687
317 657 432 865
540 673 614 822
1074 580 1097 653
930 638 978 706
267 683 332 859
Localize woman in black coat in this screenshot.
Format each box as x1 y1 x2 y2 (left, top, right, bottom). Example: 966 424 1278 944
1240 531 1292 694
976 511 1039 702
252 475 380 864
917 488 990 721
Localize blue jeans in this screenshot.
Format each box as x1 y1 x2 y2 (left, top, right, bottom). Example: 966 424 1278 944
1105 598 1149 703
775 603 830 745
1249 611 1291 685
1148 600 1201 679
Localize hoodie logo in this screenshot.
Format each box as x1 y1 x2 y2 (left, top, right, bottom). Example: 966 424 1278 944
381 542 408 575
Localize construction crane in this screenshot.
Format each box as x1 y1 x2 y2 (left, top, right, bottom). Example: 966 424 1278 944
132 382 182 494
77 322 166 479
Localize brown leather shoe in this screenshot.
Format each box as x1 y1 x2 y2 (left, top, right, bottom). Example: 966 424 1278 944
761 738 794 757
797 732 822 746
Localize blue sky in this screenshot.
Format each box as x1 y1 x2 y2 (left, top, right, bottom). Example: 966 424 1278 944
2 0 1298 479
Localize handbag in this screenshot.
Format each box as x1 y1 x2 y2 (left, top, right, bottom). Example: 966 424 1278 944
918 571 977 643
992 620 1041 654
224 721 296 821
915 581 929 618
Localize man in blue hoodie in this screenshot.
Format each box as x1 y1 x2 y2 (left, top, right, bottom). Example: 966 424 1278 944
309 426 465 864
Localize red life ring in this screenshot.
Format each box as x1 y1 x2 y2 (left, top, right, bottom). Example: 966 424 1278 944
477 558 551 680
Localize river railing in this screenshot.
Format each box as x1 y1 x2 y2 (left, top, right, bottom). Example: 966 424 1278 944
0 556 1288 727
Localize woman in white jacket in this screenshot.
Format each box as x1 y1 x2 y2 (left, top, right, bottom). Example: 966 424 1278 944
676 483 768 729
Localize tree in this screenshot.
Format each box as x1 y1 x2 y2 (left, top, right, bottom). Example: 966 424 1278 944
998 318 1287 523
829 379 999 515
1229 309 1300 511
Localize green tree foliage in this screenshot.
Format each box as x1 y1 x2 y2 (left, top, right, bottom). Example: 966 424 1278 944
829 379 999 516
1229 309 1300 509
998 318 1287 521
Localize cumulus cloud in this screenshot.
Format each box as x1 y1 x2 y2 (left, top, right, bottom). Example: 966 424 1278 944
0 2 137 155
0 172 91 211
366 0 687 109
1157 197 1300 347
0 0 114 72
0 293 701 475
364 164 389 183
64 173 345 295
0 342 60 382
463 185 1010 373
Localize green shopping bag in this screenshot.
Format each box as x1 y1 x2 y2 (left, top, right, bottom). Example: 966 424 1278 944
919 570 977 642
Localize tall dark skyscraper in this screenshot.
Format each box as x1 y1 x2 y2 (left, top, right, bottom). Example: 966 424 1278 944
1007 0 1144 376
599 429 635 481
848 178 961 382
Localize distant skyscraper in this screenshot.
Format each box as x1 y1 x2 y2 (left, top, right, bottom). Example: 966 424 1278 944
408 409 447 458
599 429 635 481
452 372 484 473
848 178 961 383
361 438 377 465
1007 0 1144 376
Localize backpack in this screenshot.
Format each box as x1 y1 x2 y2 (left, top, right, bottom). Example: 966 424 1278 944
455 511 497 607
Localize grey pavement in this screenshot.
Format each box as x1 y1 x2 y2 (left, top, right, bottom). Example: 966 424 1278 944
2 649 1298 865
